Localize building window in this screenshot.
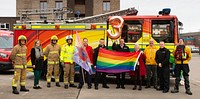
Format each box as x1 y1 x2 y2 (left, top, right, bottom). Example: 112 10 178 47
55 1 63 19
56 1 63 9
0 23 10 30
75 0 85 5
103 1 110 12
40 1 48 19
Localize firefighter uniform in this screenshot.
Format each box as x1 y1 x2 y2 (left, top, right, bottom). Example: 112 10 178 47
10 35 29 94
44 35 61 87
60 35 76 89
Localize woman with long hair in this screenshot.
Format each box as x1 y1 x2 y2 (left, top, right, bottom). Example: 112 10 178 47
31 40 44 89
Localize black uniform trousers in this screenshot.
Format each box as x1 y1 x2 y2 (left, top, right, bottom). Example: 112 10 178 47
95 71 107 87
174 64 190 90
79 67 92 87
157 66 170 91
116 73 125 87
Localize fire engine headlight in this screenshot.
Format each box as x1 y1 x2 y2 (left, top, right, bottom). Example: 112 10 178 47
0 53 8 58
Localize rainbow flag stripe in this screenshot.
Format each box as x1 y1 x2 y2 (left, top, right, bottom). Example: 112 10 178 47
96 48 141 73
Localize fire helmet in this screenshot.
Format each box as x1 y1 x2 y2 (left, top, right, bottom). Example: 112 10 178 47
51 35 58 41
18 35 27 41
66 35 73 40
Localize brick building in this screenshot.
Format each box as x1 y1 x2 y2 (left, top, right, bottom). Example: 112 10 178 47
0 17 20 31
180 32 200 47
16 0 120 20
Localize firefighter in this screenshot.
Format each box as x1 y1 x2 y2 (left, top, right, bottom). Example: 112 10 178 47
44 35 61 88
10 35 29 94
171 38 192 95
60 35 76 89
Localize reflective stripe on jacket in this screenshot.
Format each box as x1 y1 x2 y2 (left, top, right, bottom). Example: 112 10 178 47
44 44 61 63
10 44 27 68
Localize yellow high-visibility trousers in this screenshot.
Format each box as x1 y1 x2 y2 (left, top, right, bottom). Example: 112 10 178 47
46 64 60 83
63 63 75 85
12 68 26 87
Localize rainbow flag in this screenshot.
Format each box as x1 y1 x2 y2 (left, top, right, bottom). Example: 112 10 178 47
96 48 141 73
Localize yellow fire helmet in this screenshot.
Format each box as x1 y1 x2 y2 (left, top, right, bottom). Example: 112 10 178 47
18 35 27 41
51 35 58 41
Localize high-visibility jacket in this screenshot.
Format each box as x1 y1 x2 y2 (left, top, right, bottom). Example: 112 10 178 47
44 43 61 65
144 45 159 65
173 45 192 64
10 44 27 69
60 44 74 64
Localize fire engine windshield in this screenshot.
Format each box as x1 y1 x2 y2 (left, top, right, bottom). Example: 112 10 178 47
0 36 13 48
152 20 174 43
123 20 142 43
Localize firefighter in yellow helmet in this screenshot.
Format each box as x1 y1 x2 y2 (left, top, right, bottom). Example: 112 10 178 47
10 35 29 94
44 35 61 88
60 35 76 89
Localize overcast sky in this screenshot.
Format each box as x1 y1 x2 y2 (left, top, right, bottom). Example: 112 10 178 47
0 0 199 33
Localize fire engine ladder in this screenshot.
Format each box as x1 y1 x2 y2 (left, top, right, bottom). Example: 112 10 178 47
66 7 138 23
18 7 73 22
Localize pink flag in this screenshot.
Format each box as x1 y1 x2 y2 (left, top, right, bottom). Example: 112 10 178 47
73 32 93 75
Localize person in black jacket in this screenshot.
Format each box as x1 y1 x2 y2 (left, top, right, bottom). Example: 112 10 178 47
112 38 130 89
94 38 109 90
31 40 44 89
155 41 170 93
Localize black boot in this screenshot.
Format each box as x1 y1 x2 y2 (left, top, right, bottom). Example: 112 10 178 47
116 84 120 89
77 84 83 89
102 84 109 88
56 82 61 87
184 76 192 95
95 84 98 90
12 87 19 94
47 83 51 88
186 89 192 95
171 77 180 93
132 86 137 90
64 85 68 89
171 86 179 93
121 85 125 89
20 86 29 92
69 84 77 88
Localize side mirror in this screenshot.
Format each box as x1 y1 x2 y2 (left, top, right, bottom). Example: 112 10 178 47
178 21 183 26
